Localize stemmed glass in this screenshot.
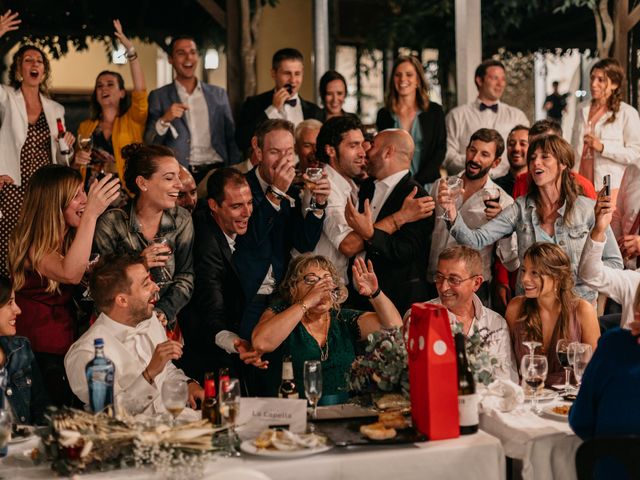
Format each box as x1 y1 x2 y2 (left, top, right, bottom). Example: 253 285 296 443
161 378 188 425
482 187 501 209
81 253 101 302
521 355 548 414
569 343 592 388
219 378 241 457
438 177 463 221
151 236 172 288
304 360 323 423
77 134 94 154
305 167 324 212
555 339 573 393
523 340 542 358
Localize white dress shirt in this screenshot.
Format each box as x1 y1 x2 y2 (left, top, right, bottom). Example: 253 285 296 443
428 174 519 282
265 93 304 129
64 312 189 415
444 98 529 178
369 169 409 222
612 164 640 270
428 295 519 382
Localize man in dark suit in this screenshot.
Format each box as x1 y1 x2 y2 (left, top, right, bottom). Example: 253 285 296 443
179 168 265 385
345 129 435 313
233 119 329 341
235 48 323 154
144 36 241 184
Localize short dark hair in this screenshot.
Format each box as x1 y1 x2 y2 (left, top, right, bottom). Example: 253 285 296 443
254 119 294 149
315 116 364 164
272 48 303 70
474 59 505 84
122 143 176 197
438 245 483 277
319 70 347 99
207 167 248 204
552 81 559 87
168 35 197 55
529 119 562 138
90 71 130 120
89 255 144 312
467 128 505 159
0 276 12 308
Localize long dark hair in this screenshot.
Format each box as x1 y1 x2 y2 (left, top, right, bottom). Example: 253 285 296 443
590 58 624 124
0 276 12 308
90 70 131 120
122 143 176 197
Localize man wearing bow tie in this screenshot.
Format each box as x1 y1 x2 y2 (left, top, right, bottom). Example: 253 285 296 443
235 48 323 154
444 59 529 179
64 255 204 415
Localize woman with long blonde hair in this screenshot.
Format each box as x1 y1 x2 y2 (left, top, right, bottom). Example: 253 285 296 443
505 242 600 386
8 164 119 406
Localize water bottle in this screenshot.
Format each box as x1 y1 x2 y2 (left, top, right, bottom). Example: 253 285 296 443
85 338 115 414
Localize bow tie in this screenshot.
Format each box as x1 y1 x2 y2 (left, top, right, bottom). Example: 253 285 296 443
285 98 298 107
479 103 498 113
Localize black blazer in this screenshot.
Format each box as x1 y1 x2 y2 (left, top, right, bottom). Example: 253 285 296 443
358 173 434 314
179 206 245 384
376 103 446 186
235 90 323 153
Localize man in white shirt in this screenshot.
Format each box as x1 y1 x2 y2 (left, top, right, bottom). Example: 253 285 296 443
445 59 529 178
430 245 518 382
65 255 204 415
430 128 519 306
236 48 322 154
145 36 241 184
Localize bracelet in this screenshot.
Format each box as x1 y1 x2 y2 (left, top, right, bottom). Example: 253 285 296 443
368 287 382 300
314 201 328 210
299 301 309 316
125 47 137 58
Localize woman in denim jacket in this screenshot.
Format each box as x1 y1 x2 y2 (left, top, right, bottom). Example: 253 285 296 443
0 276 49 424
439 134 623 304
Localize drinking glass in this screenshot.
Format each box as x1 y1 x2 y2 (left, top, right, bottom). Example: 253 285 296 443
161 378 188 425
81 253 101 302
77 134 93 153
521 355 548 414
438 177 463 221
150 236 172 288
569 343 592 387
523 340 542 358
482 187 501 209
555 339 573 393
305 167 324 212
219 378 241 457
304 360 323 422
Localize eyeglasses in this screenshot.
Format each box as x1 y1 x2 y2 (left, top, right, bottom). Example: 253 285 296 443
434 273 478 287
302 273 334 285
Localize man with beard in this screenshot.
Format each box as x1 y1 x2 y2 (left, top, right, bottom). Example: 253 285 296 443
429 128 518 306
177 166 198 214
64 255 204 415
494 125 529 196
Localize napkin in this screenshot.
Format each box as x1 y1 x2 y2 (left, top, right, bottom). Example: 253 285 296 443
478 379 524 413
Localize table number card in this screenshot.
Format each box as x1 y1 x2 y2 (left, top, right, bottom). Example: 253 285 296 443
236 397 308 440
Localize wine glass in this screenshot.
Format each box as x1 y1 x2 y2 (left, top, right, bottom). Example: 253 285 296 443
161 378 188 425
569 343 592 388
78 134 94 153
482 187 501 209
438 177 463 221
150 236 173 288
555 339 573 393
219 378 241 457
305 167 324 212
521 355 548 414
304 360 323 422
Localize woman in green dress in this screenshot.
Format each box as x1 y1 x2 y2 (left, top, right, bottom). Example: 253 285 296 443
252 255 402 404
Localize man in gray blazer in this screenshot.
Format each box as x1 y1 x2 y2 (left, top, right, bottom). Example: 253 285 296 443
144 35 241 183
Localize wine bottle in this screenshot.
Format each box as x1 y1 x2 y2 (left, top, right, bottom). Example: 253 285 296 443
85 338 115 415
454 333 478 435
202 372 218 425
56 118 70 155
278 356 298 398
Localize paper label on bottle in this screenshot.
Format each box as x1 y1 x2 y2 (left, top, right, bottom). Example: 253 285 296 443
282 362 294 379
458 394 479 426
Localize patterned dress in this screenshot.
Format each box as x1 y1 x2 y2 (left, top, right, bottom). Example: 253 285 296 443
0 112 52 276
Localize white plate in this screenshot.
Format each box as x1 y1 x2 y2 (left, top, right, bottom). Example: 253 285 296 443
524 389 558 403
542 403 571 421
240 439 332 458
9 425 37 444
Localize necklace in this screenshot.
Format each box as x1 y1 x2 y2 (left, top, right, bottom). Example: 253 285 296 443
304 312 331 361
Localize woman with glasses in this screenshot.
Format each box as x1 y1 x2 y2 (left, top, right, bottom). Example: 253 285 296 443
251 254 402 404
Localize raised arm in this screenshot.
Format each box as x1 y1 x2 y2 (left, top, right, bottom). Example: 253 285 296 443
113 19 145 92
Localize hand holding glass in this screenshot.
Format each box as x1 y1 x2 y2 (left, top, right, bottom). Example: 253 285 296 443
438 177 463 221
305 167 324 212
151 236 172 287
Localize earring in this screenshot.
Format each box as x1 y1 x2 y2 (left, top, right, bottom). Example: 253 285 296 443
142 187 148 192
16 73 23 82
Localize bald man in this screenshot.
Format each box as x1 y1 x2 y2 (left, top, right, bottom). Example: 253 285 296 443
344 128 435 312
177 166 198 213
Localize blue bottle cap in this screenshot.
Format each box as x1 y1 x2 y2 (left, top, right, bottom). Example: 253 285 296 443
94 338 104 347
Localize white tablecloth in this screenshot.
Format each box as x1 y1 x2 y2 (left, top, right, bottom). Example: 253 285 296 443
480 403 582 480
0 430 505 480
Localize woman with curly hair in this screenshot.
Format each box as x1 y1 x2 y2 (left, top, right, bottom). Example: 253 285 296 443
571 58 640 201
376 55 446 187
0 10 75 275
251 255 402 403
505 242 600 386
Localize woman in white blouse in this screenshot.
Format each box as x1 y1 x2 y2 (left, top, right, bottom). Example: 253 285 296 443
571 58 640 201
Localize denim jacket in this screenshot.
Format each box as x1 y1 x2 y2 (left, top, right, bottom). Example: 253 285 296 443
0 336 49 425
94 201 195 325
450 194 623 302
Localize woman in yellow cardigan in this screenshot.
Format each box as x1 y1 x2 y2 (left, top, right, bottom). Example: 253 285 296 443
75 19 147 185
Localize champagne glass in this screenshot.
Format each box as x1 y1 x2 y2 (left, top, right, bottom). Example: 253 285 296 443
305 167 324 212
150 236 173 288
304 360 323 422
521 355 548 414
438 177 463 221
161 378 188 425
523 340 542 358
555 339 572 393
569 343 592 388
219 378 241 457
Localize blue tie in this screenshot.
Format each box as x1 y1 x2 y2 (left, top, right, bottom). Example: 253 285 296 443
479 103 498 113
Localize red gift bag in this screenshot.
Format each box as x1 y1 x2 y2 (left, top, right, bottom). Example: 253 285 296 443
407 303 459 440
